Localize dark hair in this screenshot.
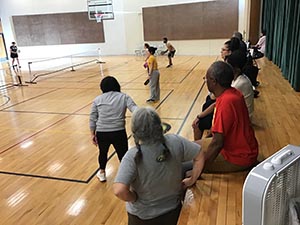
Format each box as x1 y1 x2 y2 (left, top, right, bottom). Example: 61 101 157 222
261 30 266 36
226 50 247 70
148 46 157 55
12 42 16 44
163 37 168 42
229 37 241 51
233 31 243 41
100 76 121 93
208 61 234 88
144 43 150 49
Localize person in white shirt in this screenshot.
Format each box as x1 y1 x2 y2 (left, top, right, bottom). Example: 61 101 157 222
226 50 254 120
161 37 176 68
255 30 266 54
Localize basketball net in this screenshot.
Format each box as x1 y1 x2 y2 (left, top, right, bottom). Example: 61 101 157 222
95 13 103 23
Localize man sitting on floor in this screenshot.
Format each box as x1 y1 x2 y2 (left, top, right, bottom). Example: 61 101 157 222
201 61 259 173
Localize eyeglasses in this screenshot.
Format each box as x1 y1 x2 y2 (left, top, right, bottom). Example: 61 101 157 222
203 76 215 82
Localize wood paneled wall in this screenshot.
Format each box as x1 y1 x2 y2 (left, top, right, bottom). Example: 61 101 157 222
142 0 238 41
12 12 105 46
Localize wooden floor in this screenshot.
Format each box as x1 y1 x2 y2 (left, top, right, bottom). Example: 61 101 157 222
0 55 299 225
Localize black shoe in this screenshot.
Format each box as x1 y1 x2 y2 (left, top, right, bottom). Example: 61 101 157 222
146 99 155 102
254 90 260 98
166 64 172 68
254 81 260 87
144 79 150 85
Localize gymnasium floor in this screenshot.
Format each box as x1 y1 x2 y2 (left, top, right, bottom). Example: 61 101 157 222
0 55 300 225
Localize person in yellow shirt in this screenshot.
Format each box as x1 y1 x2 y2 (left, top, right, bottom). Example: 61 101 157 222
146 47 160 102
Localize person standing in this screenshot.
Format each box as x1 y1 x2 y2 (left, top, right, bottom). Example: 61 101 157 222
162 37 176 68
113 107 205 225
89 76 138 182
146 47 160 102
10 42 20 68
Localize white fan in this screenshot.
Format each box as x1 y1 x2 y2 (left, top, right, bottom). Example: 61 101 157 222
243 145 300 225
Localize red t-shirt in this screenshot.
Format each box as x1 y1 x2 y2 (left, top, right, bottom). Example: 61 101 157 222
212 88 258 166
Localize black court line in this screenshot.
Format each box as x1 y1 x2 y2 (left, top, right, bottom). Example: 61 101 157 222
0 58 206 183
85 146 117 183
155 90 174 109
47 70 103 80
123 58 199 86
0 171 87 184
0 148 118 184
121 72 149 88
0 101 93 155
159 117 184 121
0 94 11 108
176 81 206 135
0 88 59 111
178 60 201 83
0 134 132 184
2 110 77 115
86 134 133 183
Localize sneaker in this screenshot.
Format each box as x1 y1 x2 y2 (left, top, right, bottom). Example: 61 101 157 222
96 171 106 182
166 64 172 68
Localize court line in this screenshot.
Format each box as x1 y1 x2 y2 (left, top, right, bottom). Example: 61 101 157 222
0 171 87 183
0 102 93 155
0 88 59 111
155 89 174 109
2 110 77 115
0 58 206 183
179 61 201 83
0 93 11 108
176 81 206 135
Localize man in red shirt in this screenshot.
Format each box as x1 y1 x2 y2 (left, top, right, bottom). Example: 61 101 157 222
202 61 258 172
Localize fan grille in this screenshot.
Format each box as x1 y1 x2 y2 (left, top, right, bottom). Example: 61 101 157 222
264 161 300 225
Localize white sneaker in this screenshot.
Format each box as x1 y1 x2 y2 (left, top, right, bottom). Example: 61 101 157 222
96 171 106 182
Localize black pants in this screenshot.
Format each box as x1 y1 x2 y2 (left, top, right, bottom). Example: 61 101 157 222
128 204 182 225
96 129 128 170
197 95 216 131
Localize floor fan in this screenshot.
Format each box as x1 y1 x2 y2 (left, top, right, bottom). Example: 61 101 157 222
243 145 300 225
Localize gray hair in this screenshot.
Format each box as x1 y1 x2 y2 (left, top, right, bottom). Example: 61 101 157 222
131 107 164 145
208 61 234 88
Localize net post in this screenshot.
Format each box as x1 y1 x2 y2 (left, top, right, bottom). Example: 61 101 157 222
25 62 37 84
12 65 28 87
70 55 75 72
97 48 105 64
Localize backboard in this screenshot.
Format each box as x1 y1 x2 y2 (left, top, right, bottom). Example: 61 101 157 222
88 0 114 21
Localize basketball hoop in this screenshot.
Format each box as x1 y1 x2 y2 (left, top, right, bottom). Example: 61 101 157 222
95 13 104 23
